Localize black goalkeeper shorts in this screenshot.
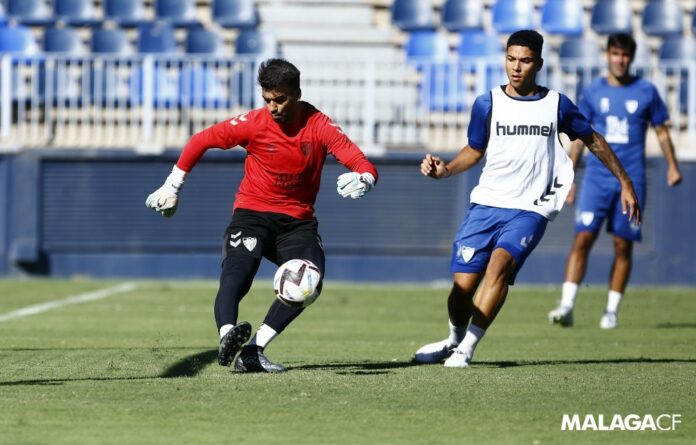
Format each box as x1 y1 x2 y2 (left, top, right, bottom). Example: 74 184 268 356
221 208 325 272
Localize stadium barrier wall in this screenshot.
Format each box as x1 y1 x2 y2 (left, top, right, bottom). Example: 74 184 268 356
1 150 695 285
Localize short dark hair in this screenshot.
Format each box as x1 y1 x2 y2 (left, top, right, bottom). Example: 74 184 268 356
506 30 544 57
257 58 300 92
607 33 636 57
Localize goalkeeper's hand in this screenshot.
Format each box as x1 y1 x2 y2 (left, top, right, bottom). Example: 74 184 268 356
336 172 375 199
145 166 187 217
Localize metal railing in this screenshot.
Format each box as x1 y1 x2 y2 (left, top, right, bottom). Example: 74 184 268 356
1 54 694 157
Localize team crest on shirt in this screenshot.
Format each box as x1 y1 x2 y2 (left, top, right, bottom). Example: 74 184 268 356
242 237 257 252
579 211 595 226
459 246 475 263
625 100 639 114
600 97 610 113
300 141 313 157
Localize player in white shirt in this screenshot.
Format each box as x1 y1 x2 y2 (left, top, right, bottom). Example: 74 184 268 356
413 30 640 368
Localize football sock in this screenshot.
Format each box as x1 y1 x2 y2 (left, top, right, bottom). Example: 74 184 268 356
560 281 579 309
248 323 278 349
606 290 623 314
458 324 486 357
219 324 234 339
448 319 467 346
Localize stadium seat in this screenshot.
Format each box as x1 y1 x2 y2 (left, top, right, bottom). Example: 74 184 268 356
541 0 584 36
156 0 201 28
212 0 259 29
136 22 178 54
658 36 696 61
641 0 683 37
185 29 224 55
559 38 602 97
0 25 39 54
104 0 147 27
54 0 100 27
441 0 484 32
391 0 437 32
590 0 633 35
42 27 85 54
492 0 535 33
90 28 133 54
693 8 696 35
234 29 278 57
457 30 502 58
405 30 450 63
7 0 53 26
457 30 504 93
631 39 652 78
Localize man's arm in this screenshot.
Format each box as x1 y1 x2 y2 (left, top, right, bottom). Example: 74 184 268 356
420 146 484 179
654 124 683 186
578 131 641 224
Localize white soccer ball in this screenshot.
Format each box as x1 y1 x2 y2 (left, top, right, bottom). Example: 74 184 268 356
273 259 322 308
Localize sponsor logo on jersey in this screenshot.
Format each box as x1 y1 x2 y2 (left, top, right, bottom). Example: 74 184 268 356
495 122 555 137
605 115 629 144
242 237 257 252
230 231 242 247
625 100 639 114
459 246 475 263
600 97 610 113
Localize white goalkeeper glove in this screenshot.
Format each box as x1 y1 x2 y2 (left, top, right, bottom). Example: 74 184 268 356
145 165 187 217
336 172 375 199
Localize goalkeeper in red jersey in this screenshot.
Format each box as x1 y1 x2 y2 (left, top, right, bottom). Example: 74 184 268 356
146 59 378 373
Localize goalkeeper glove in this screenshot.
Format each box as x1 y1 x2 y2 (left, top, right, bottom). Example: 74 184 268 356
145 165 187 217
336 172 375 199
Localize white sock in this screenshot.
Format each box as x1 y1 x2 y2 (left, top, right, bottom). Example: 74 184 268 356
457 324 486 357
248 323 278 349
448 319 467 346
606 290 623 314
560 281 579 309
219 324 234 339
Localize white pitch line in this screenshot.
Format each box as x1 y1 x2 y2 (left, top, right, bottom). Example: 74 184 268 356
0 282 137 323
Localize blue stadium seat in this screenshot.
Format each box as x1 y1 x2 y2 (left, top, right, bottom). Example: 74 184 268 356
90 28 132 54
693 8 696 35
104 0 147 27
492 0 535 33
137 22 178 54
405 30 450 63
456 30 502 58
560 38 602 98
391 0 436 32
156 0 201 28
7 0 53 26
591 0 633 35
234 29 277 56
642 0 683 37
54 0 100 27
441 0 483 32
632 39 652 77
658 36 696 61
0 25 38 54
541 0 584 36
212 0 259 29
42 27 84 54
185 29 224 54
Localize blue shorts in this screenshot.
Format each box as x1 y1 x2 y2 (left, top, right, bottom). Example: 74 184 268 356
450 204 548 284
575 177 646 242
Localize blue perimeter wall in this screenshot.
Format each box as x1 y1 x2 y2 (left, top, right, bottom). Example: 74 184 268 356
0 150 694 285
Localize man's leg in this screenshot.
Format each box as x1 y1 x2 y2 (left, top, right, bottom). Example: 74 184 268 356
215 254 261 366
414 273 481 364
443 248 514 367
549 230 598 326
236 220 325 373
600 236 633 329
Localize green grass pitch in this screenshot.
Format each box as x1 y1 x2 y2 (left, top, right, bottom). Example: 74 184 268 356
0 279 694 444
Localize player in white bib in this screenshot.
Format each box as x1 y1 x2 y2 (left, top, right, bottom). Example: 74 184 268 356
414 30 641 368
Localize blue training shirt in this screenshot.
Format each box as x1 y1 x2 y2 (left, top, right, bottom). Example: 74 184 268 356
467 86 593 151
578 77 669 184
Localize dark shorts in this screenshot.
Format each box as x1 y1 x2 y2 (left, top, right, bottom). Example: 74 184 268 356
575 178 646 242
222 208 325 274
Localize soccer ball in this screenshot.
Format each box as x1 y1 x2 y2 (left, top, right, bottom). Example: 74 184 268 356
273 259 322 308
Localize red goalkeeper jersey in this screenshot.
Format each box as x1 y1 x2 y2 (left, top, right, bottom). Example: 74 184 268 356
176 102 378 220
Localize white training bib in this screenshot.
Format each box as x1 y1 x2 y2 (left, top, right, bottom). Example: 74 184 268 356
470 87 574 220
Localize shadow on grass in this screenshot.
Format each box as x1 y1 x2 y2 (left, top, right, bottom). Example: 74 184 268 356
655 322 696 329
